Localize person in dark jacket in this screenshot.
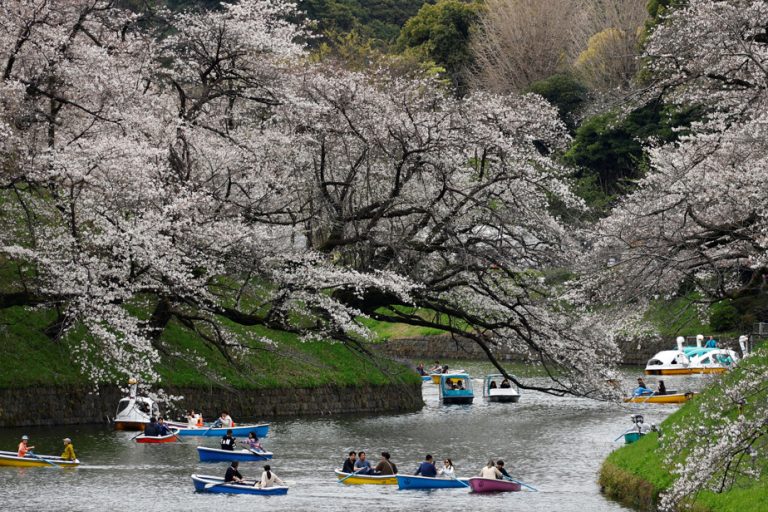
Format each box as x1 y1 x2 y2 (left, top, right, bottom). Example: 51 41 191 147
342 451 357 473
374 452 398 475
220 429 236 451
224 461 244 483
143 417 160 436
415 454 437 477
496 460 512 480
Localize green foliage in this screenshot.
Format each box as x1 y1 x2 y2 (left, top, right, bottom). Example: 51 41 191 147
645 294 710 337
709 300 740 332
565 100 699 210
527 74 588 132
396 0 482 92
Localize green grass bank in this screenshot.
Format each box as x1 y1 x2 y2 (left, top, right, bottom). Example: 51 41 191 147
599 349 768 512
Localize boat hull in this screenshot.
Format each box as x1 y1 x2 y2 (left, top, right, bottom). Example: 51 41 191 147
644 367 727 375
0 451 80 468
623 392 695 404
335 470 397 485
396 475 469 489
191 474 287 495
468 477 521 493
442 396 474 405
197 446 273 462
135 432 179 444
175 424 269 438
624 432 644 444
488 395 520 403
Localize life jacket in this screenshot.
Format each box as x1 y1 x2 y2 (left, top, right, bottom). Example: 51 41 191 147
197 416 203 427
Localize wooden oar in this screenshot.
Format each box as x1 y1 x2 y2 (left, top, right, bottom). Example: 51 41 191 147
504 476 538 491
337 468 365 484
26 451 62 469
613 430 629 442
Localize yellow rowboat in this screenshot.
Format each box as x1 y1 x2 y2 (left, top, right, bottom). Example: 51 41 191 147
429 370 465 384
644 367 727 376
0 450 80 468
623 392 695 404
335 469 397 485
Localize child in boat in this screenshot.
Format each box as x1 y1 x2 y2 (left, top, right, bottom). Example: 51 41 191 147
61 438 76 461
242 432 264 452
256 465 284 488
17 435 34 457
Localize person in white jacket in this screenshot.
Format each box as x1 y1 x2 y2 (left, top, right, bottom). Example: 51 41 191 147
479 460 502 479
257 465 285 488
437 458 455 477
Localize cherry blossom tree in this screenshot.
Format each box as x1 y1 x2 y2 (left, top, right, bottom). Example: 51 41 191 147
0 0 620 396
587 0 768 506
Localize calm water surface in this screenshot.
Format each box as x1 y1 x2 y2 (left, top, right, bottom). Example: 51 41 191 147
0 366 715 511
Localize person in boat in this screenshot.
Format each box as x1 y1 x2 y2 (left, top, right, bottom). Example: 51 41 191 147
355 451 374 475
489 381 498 389
414 454 438 477
456 380 465 390
657 380 667 396
430 360 441 372
212 411 234 428
186 410 202 428
221 429 236 451
156 417 172 436
224 461 245 484
61 438 76 461
17 435 34 457
500 379 511 389
633 378 653 396
416 362 426 376
437 458 455 477
441 365 449 374
479 460 503 479
242 432 264 452
495 460 512 480
256 464 284 488
143 417 160 436
705 336 718 348
374 452 397 475
342 451 357 473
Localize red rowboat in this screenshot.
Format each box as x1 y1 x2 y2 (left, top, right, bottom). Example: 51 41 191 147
135 431 180 444
468 477 522 492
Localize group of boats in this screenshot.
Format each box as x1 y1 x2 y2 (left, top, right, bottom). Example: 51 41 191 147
424 371 522 405
334 470 523 492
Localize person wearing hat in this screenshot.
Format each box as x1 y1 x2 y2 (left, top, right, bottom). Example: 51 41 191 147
17 435 34 457
61 438 76 461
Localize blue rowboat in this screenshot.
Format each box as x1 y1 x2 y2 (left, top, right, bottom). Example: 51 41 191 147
197 446 273 462
396 474 469 489
174 423 269 438
191 474 288 495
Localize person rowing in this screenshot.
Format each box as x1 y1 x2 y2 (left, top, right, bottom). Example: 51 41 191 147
374 452 397 475
342 451 357 473
495 460 512 480
414 454 437 477
17 435 34 457
220 429 236 451
354 450 374 475
156 417 172 436
224 461 245 484
143 417 160 436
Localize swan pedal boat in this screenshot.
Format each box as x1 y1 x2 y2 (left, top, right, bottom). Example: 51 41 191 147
396 474 470 489
623 392 695 404
468 477 521 492
335 469 397 485
135 430 180 444
197 446 273 462
191 474 288 495
0 450 80 468
168 423 269 438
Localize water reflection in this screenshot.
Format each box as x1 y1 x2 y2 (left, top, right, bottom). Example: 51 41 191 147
0 367 714 511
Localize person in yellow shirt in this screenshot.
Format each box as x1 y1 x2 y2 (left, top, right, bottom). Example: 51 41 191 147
61 438 76 461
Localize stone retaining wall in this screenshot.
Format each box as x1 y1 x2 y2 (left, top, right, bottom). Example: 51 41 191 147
376 334 743 366
0 382 424 428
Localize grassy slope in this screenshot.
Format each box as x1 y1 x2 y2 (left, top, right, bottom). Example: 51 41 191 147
0 304 421 389
601 348 768 511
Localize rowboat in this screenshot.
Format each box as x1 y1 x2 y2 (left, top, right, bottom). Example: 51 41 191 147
482 374 521 403
396 474 469 489
334 469 397 485
172 423 269 438
135 431 180 444
191 474 288 495
468 477 521 492
438 373 474 405
197 446 273 462
114 378 159 431
623 392 695 404
624 431 644 444
0 450 80 468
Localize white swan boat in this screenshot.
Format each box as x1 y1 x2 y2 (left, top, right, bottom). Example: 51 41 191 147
644 336 740 375
113 378 159 431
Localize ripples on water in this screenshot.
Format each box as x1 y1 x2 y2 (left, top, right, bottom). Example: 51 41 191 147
0 368 716 511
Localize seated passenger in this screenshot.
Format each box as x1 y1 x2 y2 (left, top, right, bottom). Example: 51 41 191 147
657 381 667 395
479 460 503 479
143 417 160 437
489 381 498 389
374 452 397 475
354 451 374 475
342 451 357 474
499 379 511 389
242 432 264 452
257 465 284 488
456 381 464 390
